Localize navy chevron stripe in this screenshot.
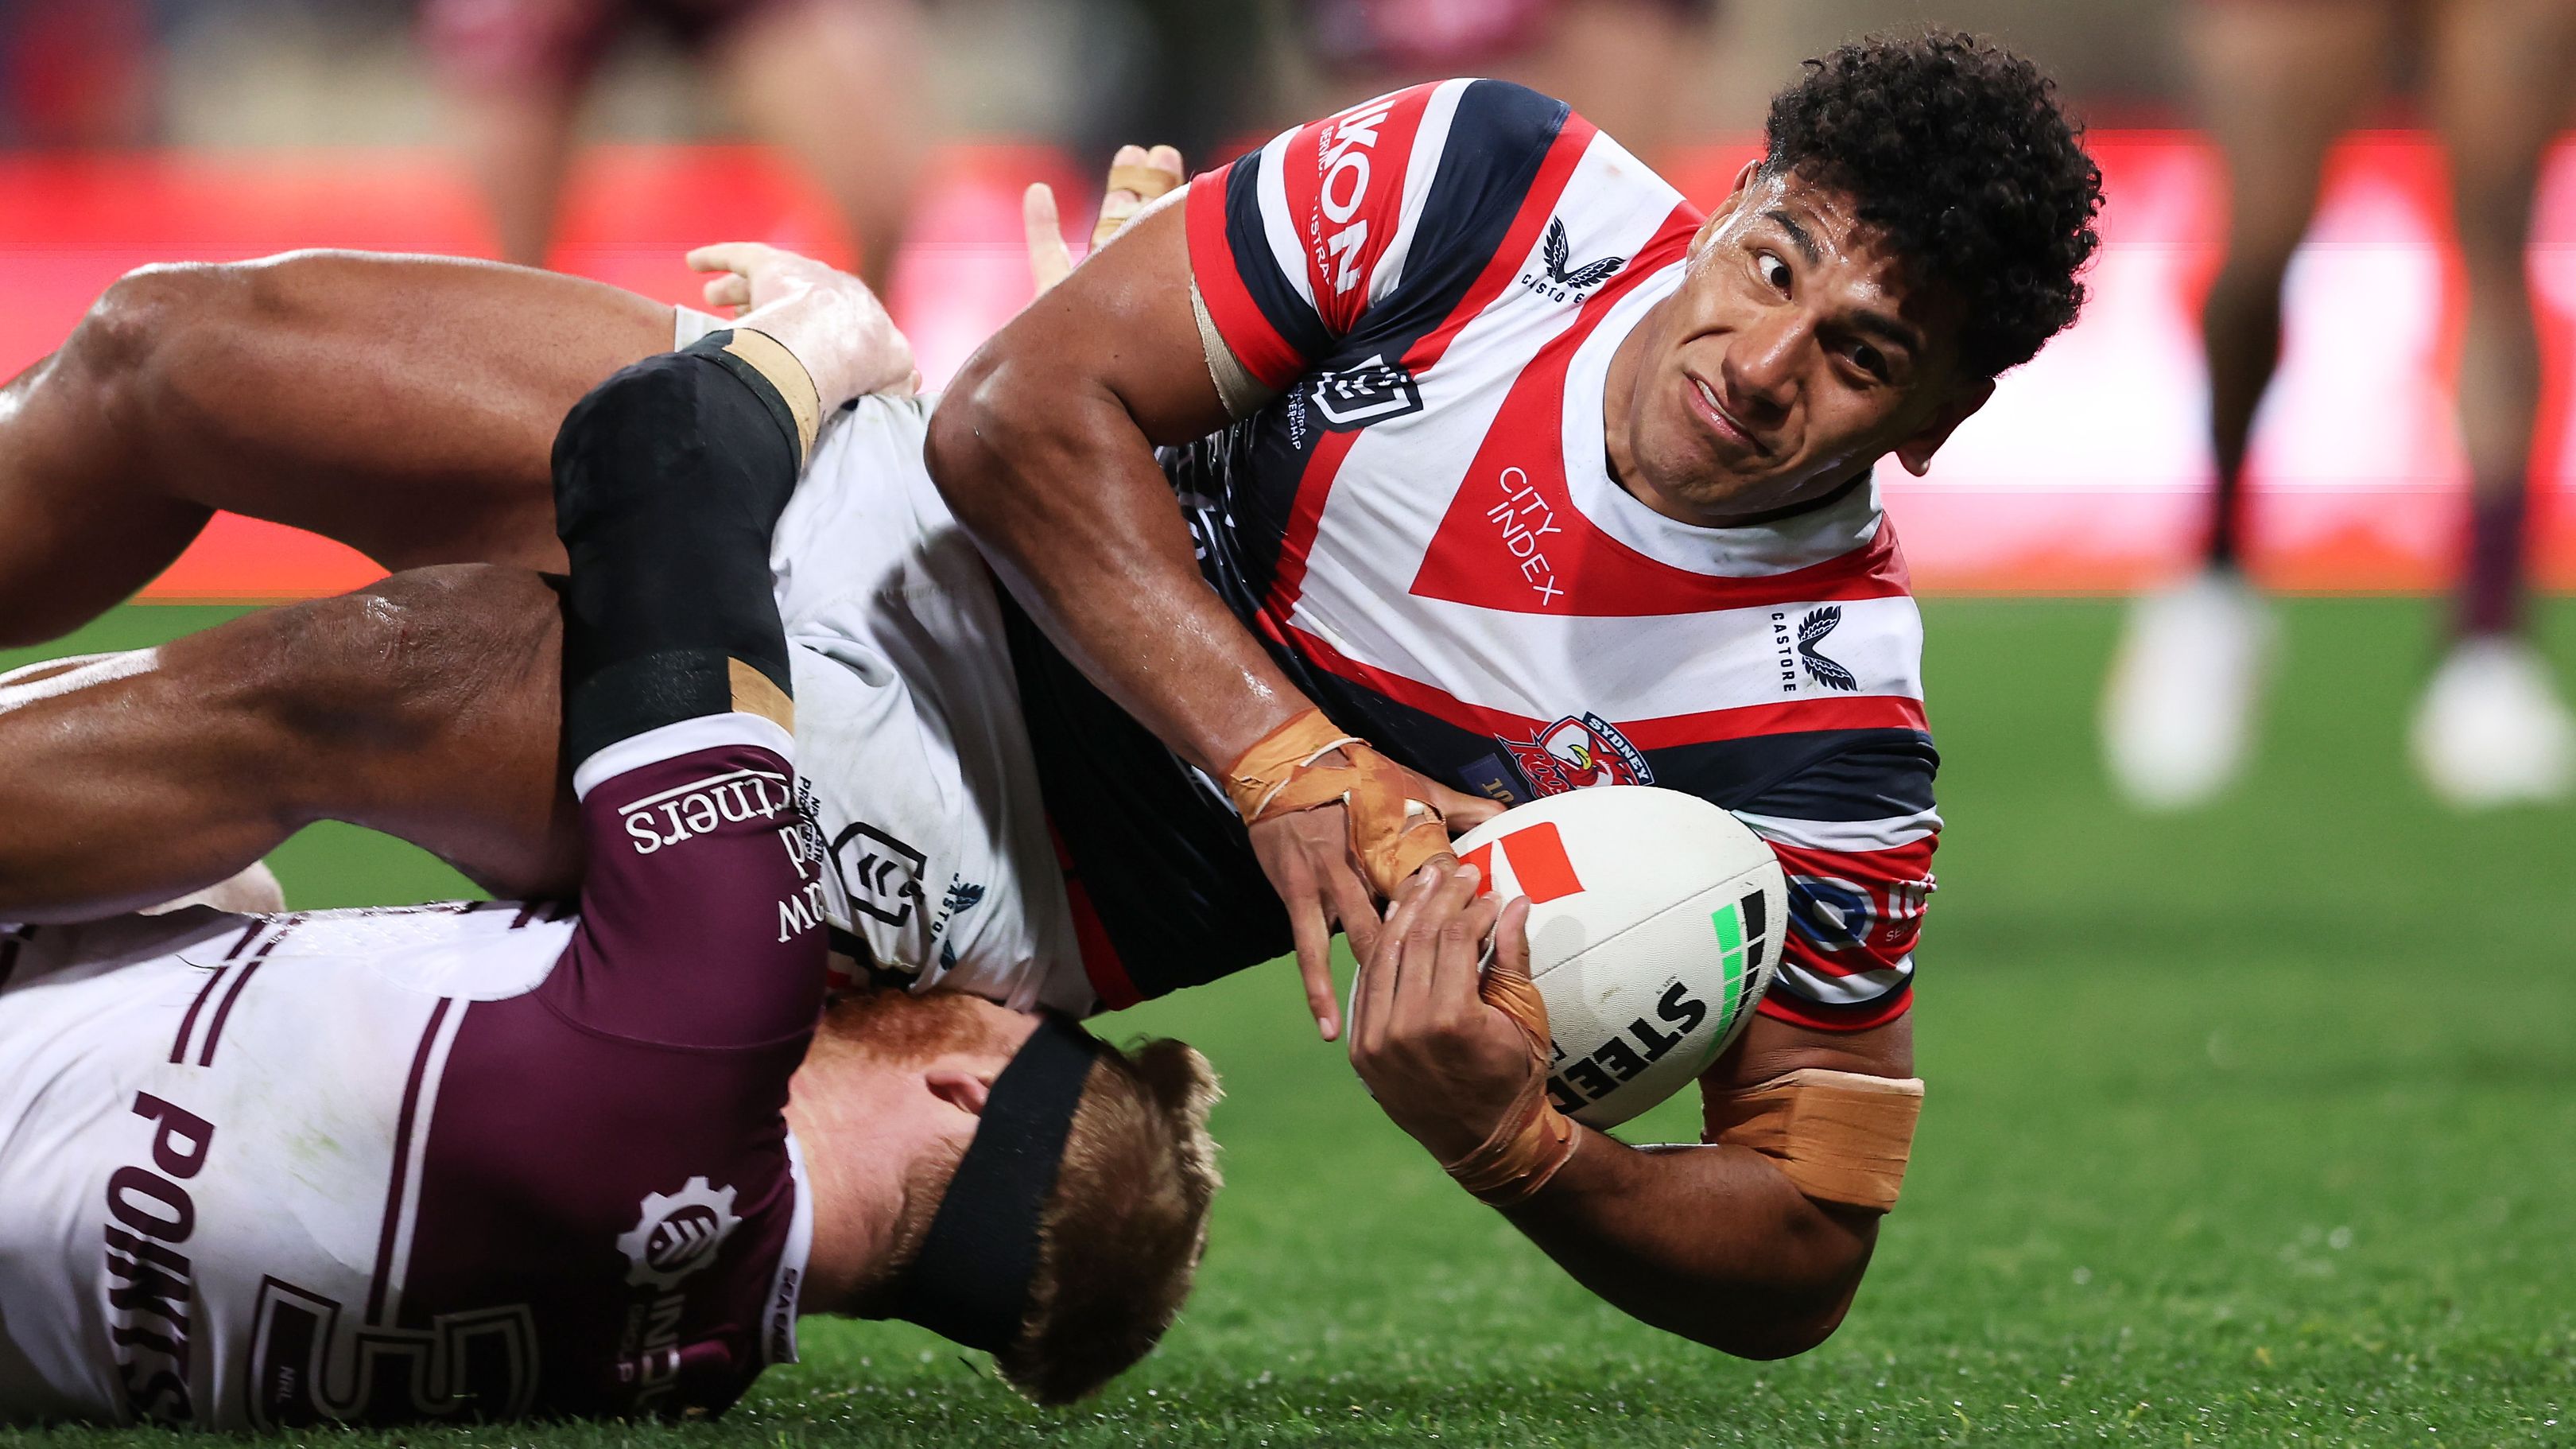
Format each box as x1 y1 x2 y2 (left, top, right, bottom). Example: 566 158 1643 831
1221 152 1334 364
1338 80 1571 369
1661 732 1941 822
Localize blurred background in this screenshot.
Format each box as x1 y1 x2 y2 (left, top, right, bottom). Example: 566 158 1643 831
1 6 2567 1437
0 0 2568 608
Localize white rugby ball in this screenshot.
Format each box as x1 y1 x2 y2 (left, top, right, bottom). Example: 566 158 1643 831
1450 786 1785 1129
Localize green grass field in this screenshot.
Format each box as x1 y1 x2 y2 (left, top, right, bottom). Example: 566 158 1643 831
6 598 2572 1447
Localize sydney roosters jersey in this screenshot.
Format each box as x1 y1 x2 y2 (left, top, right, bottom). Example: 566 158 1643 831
0 717 822 1428
1016 79 1935 1031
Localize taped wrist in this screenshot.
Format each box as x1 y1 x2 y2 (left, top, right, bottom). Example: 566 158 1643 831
1707 1069 1925 1214
552 331 813 763
1442 1076 1578 1207
1221 707 1452 897
1443 943 1576 1207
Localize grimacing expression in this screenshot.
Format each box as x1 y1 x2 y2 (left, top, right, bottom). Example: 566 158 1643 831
1616 164 1993 524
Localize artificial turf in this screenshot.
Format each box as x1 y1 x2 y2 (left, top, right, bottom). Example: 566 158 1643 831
4 596 2570 1446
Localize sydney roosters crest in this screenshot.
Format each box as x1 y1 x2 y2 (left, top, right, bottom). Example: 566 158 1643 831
1500 713 1655 795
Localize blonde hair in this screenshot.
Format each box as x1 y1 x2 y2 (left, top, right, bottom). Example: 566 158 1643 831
840 995 1222 1404
1002 1036 1222 1404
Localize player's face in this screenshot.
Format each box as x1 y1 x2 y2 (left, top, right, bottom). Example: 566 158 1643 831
1607 165 1993 524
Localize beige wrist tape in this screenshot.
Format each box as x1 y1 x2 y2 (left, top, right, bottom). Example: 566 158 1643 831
1706 1069 1924 1213
1441 924 1573 1206
719 327 823 467
1221 708 1452 898
1443 1076 1578 1207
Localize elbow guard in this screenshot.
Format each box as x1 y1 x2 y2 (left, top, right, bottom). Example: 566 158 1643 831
551 329 818 763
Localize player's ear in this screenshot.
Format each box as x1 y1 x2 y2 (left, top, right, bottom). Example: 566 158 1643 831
925 1063 999 1117
1891 376 1994 477
1697 159 1765 251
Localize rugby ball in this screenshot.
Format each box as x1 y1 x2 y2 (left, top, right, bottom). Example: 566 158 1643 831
1450 787 1784 1129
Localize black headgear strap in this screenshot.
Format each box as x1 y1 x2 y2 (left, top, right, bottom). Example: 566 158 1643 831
891 1013 1104 1354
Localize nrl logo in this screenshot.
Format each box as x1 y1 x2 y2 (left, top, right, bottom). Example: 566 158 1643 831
1499 713 1654 796
1309 355 1423 429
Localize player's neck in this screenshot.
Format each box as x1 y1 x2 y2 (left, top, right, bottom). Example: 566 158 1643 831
782 1079 908 1318
1603 305 1651 503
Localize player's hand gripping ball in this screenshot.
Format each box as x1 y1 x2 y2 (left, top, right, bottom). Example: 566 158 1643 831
1451 787 1787 1129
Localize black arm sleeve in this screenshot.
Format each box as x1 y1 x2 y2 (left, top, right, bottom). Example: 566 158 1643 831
551 332 805 764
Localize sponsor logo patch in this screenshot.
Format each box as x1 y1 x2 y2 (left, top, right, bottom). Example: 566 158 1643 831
1499 713 1653 795
1796 606 1860 692
1519 218 1625 304
1313 92 1400 294
1787 874 1876 954
618 767 793 855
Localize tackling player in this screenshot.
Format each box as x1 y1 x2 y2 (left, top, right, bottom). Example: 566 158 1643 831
0 299 1219 1426
0 33 2099 1360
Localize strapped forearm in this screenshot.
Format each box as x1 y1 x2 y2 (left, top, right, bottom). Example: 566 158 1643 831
1499 1129 1881 1358
551 329 816 763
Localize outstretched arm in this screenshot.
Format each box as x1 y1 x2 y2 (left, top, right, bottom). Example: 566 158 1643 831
0 245 881 653
1496 1015 1909 1355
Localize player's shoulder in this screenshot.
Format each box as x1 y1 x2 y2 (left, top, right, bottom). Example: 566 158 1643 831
1410 77 1573 164
1280 76 1636 206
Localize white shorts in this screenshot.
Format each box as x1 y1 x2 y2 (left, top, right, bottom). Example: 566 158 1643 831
769 394 1090 1016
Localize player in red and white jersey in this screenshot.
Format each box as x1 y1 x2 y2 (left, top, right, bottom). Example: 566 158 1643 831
0 37 2097 1360
999 76 1942 1032
0 311 1219 1427
934 35 2101 1354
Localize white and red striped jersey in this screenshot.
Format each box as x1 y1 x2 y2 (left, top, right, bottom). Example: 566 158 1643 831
1014 80 1934 1030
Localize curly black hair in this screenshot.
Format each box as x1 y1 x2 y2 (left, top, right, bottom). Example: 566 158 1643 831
1763 32 2104 379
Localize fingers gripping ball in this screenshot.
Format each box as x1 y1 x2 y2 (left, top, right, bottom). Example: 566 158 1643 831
1453 787 1787 1129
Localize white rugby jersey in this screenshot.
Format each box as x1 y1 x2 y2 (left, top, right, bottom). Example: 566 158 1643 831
1012 80 1938 1028
0 722 821 1428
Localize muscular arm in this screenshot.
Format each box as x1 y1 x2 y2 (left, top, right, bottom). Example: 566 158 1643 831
1499 1015 1911 1357
925 200 1301 775
930 200 1503 1028
1352 866 1915 1356
930 200 1440 1029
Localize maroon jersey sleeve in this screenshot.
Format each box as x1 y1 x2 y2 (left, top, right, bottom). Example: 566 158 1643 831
541 718 826 1048
345 347 832 1425
369 723 824 1425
